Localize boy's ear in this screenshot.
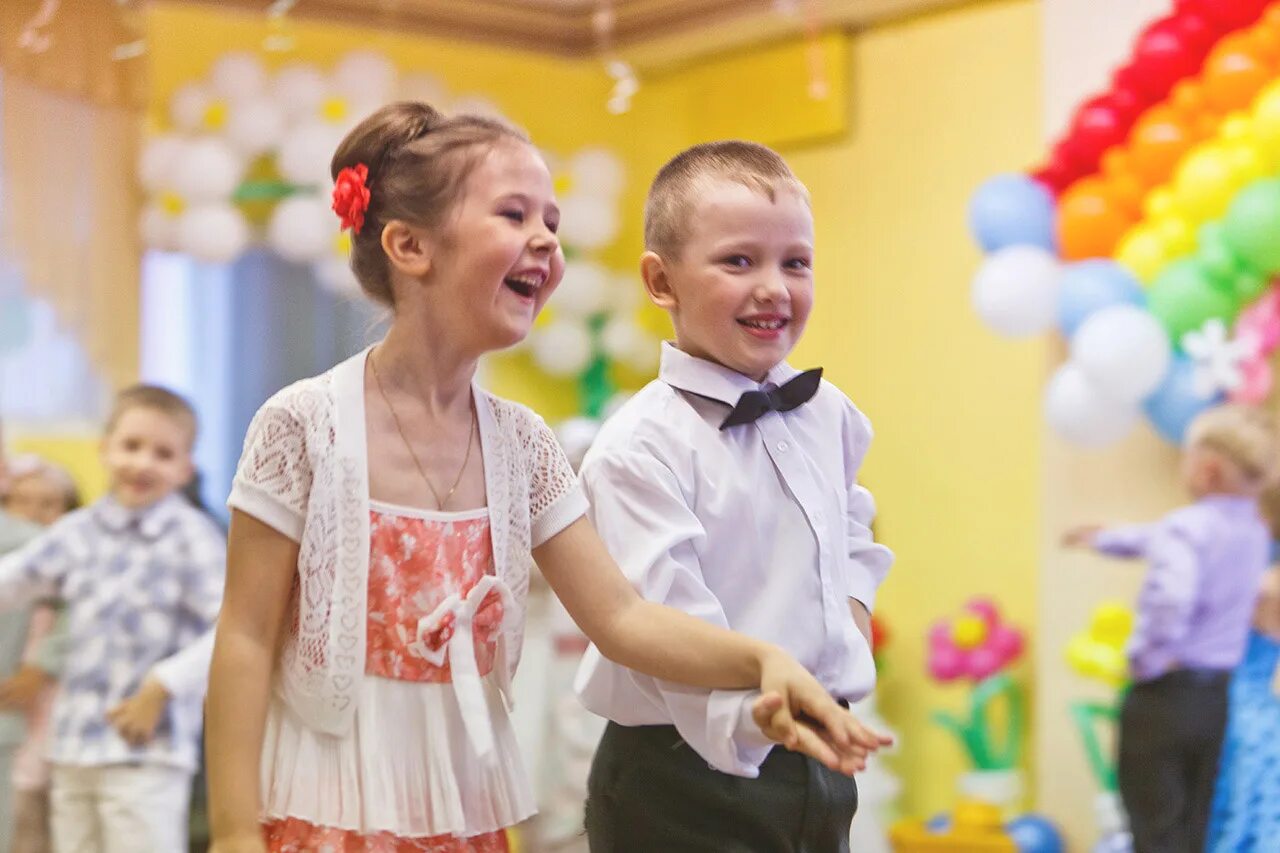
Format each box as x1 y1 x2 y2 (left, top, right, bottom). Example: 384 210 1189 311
640 251 677 311
382 220 433 279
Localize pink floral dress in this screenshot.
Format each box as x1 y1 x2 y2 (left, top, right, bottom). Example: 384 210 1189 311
261 504 531 852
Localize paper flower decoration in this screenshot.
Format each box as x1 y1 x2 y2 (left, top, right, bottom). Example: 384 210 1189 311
1230 287 1280 403
1065 601 1134 687
927 598 1025 683
1182 317 1257 398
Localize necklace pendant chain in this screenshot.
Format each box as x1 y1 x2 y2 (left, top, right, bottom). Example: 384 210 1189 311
370 351 477 512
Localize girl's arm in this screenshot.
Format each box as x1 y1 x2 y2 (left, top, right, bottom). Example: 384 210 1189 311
534 517 879 765
206 511 297 853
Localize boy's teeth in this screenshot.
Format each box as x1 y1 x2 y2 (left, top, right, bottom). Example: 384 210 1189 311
743 318 784 329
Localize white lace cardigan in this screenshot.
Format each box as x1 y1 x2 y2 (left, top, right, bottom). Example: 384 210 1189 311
226 347 588 736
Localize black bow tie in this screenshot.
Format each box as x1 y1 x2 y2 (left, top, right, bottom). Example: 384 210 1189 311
719 368 823 430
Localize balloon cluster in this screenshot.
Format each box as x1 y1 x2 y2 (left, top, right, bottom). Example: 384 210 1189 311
970 4 1280 448
1066 602 1134 687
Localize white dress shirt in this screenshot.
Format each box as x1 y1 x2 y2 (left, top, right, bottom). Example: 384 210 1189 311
574 343 893 778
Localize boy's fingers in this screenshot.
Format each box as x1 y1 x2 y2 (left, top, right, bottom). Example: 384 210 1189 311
790 724 840 771
767 705 798 749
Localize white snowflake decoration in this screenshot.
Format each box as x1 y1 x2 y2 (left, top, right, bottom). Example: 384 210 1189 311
1181 318 1258 398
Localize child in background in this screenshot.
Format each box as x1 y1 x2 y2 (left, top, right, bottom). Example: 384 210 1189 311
0 455 80 853
204 102 874 853
0 386 226 853
1064 404 1277 853
0 424 41 853
575 140 894 852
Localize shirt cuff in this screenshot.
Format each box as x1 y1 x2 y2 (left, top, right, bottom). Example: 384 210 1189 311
705 690 774 777
226 481 304 542
845 566 878 612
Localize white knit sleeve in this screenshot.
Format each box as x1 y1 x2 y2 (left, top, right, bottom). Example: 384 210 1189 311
526 414 588 547
227 399 313 542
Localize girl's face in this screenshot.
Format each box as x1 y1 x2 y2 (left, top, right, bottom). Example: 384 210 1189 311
425 141 564 353
3 471 71 526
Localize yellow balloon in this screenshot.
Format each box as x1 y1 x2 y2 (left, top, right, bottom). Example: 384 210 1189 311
1252 81 1280 156
1173 145 1238 221
1154 216 1195 257
1228 140 1268 185
1066 635 1095 677
1221 113 1253 142
1144 188 1177 221
1115 227 1169 283
1092 602 1135 647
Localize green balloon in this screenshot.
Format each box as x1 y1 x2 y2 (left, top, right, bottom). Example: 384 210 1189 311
1233 269 1269 303
1147 260 1239 345
1224 179 1280 274
1197 222 1242 286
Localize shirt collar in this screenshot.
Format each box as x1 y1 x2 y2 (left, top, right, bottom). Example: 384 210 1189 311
94 493 186 540
658 341 802 406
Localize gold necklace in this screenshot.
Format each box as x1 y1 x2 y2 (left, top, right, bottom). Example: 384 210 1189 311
369 350 476 511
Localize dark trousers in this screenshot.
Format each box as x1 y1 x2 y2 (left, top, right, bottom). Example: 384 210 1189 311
585 722 857 853
1117 669 1230 853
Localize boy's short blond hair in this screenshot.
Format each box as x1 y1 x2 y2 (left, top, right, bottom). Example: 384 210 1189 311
106 385 198 448
643 140 808 259
1186 404 1279 485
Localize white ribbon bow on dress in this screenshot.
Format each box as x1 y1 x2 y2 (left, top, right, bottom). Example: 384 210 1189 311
407 574 516 762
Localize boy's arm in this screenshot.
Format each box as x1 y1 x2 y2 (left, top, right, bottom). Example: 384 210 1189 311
0 522 72 609
1127 524 1199 681
1091 524 1156 558
152 521 227 700
843 408 893 615
570 450 786 778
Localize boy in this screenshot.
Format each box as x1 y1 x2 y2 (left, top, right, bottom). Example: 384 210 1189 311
1064 404 1276 853
0 423 41 853
576 141 893 852
0 386 225 852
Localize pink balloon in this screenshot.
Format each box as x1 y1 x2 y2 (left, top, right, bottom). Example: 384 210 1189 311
1230 359 1272 404
928 646 966 682
965 598 1000 629
967 646 1005 681
987 625 1026 662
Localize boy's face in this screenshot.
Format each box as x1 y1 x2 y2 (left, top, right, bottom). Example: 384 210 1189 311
102 406 194 510
649 179 814 382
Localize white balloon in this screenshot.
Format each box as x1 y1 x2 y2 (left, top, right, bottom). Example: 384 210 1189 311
225 96 287 157
268 196 336 264
171 138 245 203
210 52 267 102
609 272 645 313
177 204 250 264
554 260 611 318
531 322 593 376
570 148 625 198
139 204 179 251
397 72 449 106
170 83 211 132
272 64 328 121
1043 363 1139 448
1071 305 1172 403
554 416 601 469
314 256 363 298
971 246 1062 337
278 121 345 186
601 317 657 372
559 193 619 251
334 51 397 105
139 135 184 191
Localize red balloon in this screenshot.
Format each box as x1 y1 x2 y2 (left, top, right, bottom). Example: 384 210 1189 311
1105 89 1144 125
1031 163 1071 195
1171 11 1215 54
1182 0 1268 30
1067 97 1128 165
1131 17 1202 97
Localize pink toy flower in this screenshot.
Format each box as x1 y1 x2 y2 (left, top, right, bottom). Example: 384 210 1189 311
927 597 1025 683
1230 285 1280 404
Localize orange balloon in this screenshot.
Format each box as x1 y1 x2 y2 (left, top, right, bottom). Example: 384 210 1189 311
1243 24 1280 65
1057 178 1133 260
1170 80 1207 122
1100 151 1147 213
1127 106 1194 185
1202 35 1272 112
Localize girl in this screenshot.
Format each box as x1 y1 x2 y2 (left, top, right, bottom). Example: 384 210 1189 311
206 102 882 853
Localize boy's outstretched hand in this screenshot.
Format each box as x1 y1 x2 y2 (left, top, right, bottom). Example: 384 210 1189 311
1062 525 1101 549
0 664 53 712
107 676 170 746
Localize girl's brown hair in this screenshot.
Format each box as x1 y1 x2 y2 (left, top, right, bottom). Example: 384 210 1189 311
330 101 529 306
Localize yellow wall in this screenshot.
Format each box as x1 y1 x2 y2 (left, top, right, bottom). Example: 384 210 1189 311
147 0 1045 820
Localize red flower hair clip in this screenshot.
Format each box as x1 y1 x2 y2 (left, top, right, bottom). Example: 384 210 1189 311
332 163 371 234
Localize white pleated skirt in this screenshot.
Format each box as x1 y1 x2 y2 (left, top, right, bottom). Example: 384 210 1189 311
260 674 536 839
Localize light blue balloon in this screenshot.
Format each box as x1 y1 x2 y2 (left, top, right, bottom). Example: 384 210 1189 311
1058 260 1146 337
1006 814 1065 853
969 174 1057 253
0 295 32 356
1143 356 1223 444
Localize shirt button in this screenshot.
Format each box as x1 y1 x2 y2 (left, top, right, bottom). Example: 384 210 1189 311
777 441 789 452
